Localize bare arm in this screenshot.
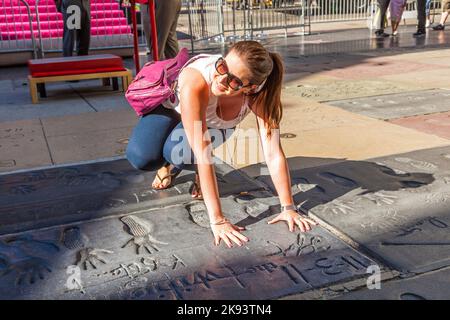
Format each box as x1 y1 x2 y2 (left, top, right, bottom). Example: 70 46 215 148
178 68 222 221
251 102 317 232
178 68 248 247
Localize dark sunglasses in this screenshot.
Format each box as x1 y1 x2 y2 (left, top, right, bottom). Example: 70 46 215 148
215 57 253 91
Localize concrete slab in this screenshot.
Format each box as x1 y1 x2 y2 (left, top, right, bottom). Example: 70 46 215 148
255 146 450 274
81 92 131 112
327 89 450 120
46 127 135 164
0 158 262 235
380 69 450 89
335 267 450 300
0 198 377 300
389 111 450 140
0 94 95 123
41 109 137 137
283 79 422 102
321 59 440 80
216 96 450 173
0 119 52 172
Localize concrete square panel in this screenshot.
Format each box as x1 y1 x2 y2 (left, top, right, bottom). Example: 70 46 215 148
0 202 377 300
0 158 262 235
389 111 450 140
0 119 52 172
327 89 450 120
256 146 450 274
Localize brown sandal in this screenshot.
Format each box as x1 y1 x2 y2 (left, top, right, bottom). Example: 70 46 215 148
152 166 181 190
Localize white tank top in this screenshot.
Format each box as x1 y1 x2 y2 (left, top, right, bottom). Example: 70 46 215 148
171 54 252 129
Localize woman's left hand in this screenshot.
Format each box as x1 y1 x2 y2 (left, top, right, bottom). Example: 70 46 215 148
268 210 317 232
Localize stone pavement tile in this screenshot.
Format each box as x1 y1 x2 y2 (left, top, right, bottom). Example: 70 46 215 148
227 96 450 169
335 267 450 300
0 199 378 300
255 146 450 274
81 91 131 112
318 58 440 80
378 48 450 63
0 84 94 122
46 127 134 164
283 79 422 102
388 111 450 140
327 89 450 120
380 69 450 89
0 119 52 172
0 158 262 235
41 109 137 137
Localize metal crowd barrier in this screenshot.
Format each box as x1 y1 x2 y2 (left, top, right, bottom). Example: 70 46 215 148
0 0 446 57
0 0 38 57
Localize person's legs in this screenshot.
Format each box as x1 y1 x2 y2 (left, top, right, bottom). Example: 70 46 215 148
163 0 181 59
126 105 181 172
62 0 76 56
426 0 432 26
375 0 390 36
416 0 427 34
140 4 152 54
432 0 450 29
154 0 181 60
163 123 234 197
77 0 90 56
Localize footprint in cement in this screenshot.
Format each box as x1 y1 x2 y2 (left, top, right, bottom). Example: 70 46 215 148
186 202 210 228
376 162 409 177
394 157 437 171
400 180 427 188
62 227 88 250
245 202 270 218
400 292 427 300
317 172 357 188
293 177 326 194
61 227 113 270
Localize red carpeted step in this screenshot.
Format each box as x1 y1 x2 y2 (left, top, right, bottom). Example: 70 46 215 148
28 54 126 77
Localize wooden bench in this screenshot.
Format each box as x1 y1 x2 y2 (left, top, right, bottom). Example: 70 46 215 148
28 54 133 104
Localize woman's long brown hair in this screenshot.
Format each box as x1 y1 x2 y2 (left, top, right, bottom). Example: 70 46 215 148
230 41 284 138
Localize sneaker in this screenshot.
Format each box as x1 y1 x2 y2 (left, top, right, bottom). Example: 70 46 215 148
375 30 390 38
432 24 445 31
391 31 398 37
413 30 426 37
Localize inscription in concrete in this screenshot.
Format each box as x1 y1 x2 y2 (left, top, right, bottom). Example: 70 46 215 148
0 201 377 300
0 158 261 235
264 146 450 274
327 89 450 120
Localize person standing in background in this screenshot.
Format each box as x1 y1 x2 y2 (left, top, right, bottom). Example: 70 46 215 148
60 0 91 56
141 0 182 60
390 0 408 36
374 0 391 38
432 0 450 30
414 0 427 36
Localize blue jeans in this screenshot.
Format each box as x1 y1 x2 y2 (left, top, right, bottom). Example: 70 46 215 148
126 105 233 173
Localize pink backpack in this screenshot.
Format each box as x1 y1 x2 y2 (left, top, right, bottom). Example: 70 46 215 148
125 48 208 116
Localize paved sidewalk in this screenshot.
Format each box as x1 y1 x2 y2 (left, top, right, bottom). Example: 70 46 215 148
1 25 450 300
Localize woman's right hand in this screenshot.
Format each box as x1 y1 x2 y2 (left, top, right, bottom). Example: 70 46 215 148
211 220 249 248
